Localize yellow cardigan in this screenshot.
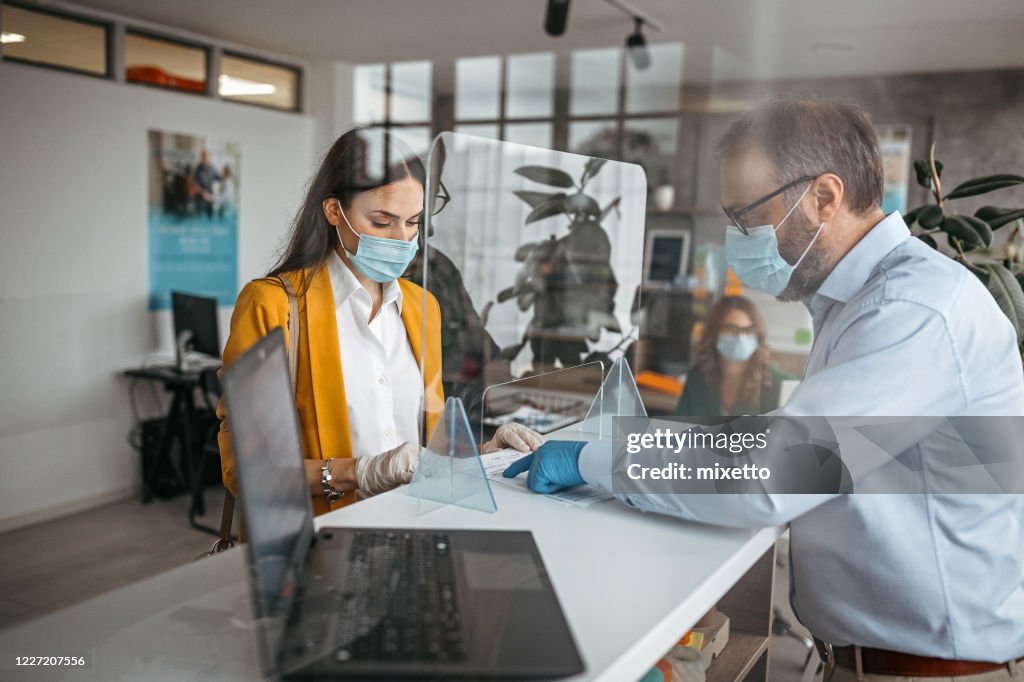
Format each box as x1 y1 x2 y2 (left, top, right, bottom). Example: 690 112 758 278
216 265 444 516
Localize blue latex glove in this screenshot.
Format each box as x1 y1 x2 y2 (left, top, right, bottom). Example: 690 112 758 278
502 440 587 493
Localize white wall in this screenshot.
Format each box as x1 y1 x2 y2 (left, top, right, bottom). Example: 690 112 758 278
0 61 317 531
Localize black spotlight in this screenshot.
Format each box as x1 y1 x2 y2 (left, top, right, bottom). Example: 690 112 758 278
545 0 571 36
626 18 650 70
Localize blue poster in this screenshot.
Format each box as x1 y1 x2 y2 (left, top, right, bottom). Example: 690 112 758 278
147 130 239 310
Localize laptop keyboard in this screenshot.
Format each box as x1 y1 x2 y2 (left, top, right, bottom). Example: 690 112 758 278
333 531 465 664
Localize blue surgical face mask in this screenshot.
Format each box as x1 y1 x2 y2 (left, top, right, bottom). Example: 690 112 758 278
724 185 824 297
336 201 419 283
716 333 759 362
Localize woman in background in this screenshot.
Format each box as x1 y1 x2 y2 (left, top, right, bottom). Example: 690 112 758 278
674 296 794 417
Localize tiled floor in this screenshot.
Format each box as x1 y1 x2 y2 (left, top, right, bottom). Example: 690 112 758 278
0 490 818 679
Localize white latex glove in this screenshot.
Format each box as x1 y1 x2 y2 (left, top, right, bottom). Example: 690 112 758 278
480 422 545 455
355 441 421 497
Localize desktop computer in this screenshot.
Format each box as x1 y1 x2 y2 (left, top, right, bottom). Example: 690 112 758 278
171 291 221 372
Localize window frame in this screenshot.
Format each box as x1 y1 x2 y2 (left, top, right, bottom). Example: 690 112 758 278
219 49 303 113
123 27 210 98
0 0 114 80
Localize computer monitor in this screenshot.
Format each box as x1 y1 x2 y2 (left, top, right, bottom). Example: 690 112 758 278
171 291 220 363
643 227 691 288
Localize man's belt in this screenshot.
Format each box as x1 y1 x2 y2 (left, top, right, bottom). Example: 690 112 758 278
814 639 1023 677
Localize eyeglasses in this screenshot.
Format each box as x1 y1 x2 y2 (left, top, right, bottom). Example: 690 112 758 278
722 174 819 235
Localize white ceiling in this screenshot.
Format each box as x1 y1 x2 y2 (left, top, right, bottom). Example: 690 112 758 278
61 0 1024 85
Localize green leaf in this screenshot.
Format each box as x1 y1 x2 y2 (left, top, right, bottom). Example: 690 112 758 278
514 242 537 262
565 192 601 217
515 165 576 188
580 158 607 187
514 190 565 209
600 197 622 222
500 341 526 360
903 205 926 227
918 205 944 229
977 263 1024 348
941 214 989 249
915 233 938 249
913 159 943 189
496 286 517 303
944 174 1024 200
525 197 569 224
974 206 1024 229
963 215 993 247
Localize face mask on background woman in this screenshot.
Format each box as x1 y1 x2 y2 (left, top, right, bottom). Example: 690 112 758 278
716 332 759 362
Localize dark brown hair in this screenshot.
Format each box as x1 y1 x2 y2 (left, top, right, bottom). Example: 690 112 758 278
268 128 425 290
714 96 883 215
695 296 772 407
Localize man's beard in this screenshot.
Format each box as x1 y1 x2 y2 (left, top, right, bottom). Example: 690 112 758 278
777 210 829 302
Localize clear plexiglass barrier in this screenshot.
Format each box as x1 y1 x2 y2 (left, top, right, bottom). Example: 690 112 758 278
479 361 605 445
416 132 648 439
408 396 497 514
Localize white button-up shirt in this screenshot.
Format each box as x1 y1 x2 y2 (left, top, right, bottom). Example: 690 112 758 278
579 212 1024 660
327 252 423 458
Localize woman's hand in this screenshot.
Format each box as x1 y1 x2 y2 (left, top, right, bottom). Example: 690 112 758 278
355 442 421 497
480 423 545 455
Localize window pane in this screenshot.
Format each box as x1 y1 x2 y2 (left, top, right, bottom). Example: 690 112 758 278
570 48 620 116
220 54 299 110
391 60 432 122
389 126 431 159
625 42 683 113
504 122 553 149
353 63 386 123
454 123 500 140
1 5 107 75
455 56 501 120
568 120 617 156
623 117 678 185
506 52 553 118
125 32 206 93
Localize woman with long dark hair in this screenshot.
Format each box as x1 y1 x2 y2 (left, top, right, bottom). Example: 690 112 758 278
217 129 542 515
674 296 794 417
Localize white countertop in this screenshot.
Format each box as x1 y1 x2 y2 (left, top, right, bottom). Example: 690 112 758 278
0 426 781 682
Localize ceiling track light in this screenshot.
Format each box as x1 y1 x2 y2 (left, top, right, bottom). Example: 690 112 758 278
626 17 650 70
544 0 571 37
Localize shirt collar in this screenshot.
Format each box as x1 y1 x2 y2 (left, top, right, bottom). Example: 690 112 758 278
327 250 404 312
813 211 910 305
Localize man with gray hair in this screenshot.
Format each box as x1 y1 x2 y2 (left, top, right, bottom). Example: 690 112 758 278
505 97 1024 679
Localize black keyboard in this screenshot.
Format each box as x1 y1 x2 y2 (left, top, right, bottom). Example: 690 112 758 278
332 531 465 664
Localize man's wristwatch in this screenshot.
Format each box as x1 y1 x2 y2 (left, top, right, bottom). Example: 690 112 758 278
320 459 345 502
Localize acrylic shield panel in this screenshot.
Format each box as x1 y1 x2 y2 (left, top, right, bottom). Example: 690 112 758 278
418 131 647 442
407 396 497 514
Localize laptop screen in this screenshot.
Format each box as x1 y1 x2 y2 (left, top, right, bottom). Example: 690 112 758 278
222 327 314 671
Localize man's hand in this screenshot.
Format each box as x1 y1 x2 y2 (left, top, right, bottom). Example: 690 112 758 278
502 440 587 493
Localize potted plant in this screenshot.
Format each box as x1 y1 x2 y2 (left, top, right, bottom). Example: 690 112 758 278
494 158 624 369
902 144 1024 351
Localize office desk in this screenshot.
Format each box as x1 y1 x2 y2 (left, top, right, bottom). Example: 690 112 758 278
124 364 220 535
0 428 781 682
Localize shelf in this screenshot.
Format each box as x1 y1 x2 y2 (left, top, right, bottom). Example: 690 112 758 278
706 629 770 682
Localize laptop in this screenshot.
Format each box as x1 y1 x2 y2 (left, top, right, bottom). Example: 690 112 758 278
223 327 584 680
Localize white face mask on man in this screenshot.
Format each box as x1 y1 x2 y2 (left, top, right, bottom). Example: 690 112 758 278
724 184 825 297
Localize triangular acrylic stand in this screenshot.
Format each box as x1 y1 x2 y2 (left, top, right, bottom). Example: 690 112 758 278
579 356 647 439
408 396 497 514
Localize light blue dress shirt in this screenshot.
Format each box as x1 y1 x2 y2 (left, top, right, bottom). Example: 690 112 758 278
579 212 1024 660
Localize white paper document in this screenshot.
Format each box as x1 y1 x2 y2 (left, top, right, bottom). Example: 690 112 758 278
480 449 614 509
